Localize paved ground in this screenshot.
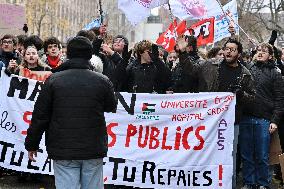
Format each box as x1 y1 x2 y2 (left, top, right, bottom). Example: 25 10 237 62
0 174 282 189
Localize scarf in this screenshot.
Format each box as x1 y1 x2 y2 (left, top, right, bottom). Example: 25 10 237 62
47 55 60 69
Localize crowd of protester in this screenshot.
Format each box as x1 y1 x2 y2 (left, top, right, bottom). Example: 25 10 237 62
0 22 284 189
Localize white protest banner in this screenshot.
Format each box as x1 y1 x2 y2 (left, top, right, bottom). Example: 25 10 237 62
0 72 235 188
118 0 168 25
0 73 52 174
168 0 222 20
214 0 239 43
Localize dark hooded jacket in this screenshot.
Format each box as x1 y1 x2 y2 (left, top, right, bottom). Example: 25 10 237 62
179 51 256 123
244 60 284 125
25 58 116 160
125 58 171 93
171 51 201 93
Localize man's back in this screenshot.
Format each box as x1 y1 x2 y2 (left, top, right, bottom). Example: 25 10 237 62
25 36 115 189
25 52 116 161
42 59 116 160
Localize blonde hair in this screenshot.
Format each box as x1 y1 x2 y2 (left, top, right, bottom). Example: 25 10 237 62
21 46 51 70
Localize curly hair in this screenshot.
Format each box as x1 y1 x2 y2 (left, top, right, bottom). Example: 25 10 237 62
224 38 243 54
43 37 61 53
134 40 152 56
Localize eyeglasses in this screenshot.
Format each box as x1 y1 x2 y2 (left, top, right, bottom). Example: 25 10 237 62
2 40 13 45
113 38 125 44
224 47 237 52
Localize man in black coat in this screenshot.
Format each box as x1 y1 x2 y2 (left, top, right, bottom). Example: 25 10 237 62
25 36 116 189
177 37 255 189
125 40 171 93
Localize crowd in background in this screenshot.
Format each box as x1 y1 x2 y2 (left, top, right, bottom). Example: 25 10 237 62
0 22 284 189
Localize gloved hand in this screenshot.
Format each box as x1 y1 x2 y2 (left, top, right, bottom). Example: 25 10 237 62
268 30 277 46
92 37 104 56
229 84 244 99
122 44 132 63
150 44 159 62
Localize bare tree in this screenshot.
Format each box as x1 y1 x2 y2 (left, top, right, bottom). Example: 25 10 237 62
26 0 58 38
238 0 283 43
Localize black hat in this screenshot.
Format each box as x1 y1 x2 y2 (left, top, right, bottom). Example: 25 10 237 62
113 35 129 45
67 36 93 60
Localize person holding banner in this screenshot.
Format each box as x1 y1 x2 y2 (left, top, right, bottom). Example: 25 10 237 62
240 43 284 189
177 36 255 189
5 45 51 76
0 34 21 74
25 36 116 189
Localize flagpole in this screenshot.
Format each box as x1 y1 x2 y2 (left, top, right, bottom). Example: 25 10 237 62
215 0 252 41
167 2 178 41
99 0 103 24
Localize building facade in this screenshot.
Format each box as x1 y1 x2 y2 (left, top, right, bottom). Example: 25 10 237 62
1 0 168 46
1 0 100 42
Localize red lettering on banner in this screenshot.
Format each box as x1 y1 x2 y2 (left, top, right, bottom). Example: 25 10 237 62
214 96 222 104
138 125 150 148
125 124 137 147
174 126 182 150
22 111 32 135
124 124 206 151
161 100 207 109
182 126 194 150
149 127 160 149
224 95 235 103
161 127 172 150
194 126 206 150
107 122 118 147
172 113 204 122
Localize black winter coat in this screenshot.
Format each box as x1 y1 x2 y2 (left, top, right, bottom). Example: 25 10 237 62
126 59 171 93
101 52 128 92
0 50 21 67
179 52 256 123
172 52 201 93
245 61 284 125
25 58 117 160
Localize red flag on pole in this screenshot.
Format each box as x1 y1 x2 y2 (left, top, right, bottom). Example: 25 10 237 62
186 18 215 46
156 20 187 52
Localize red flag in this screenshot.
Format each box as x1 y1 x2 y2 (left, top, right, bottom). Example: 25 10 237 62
176 20 187 36
186 18 215 46
156 20 187 52
156 20 177 52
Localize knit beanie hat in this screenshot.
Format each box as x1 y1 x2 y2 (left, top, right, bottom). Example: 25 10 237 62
67 36 93 60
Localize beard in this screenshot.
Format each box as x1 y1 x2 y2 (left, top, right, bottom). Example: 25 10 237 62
225 55 238 64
